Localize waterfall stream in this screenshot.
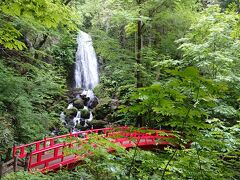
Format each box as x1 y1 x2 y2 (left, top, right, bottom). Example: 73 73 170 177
75 31 99 90
60 31 99 133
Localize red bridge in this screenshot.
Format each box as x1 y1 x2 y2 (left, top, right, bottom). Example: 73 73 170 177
12 126 174 172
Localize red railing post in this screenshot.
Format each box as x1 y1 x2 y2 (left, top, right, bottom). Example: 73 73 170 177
20 147 25 158
50 139 54 147
12 144 16 158
61 142 66 163
45 161 48 168
36 142 40 151
54 147 59 157
37 152 42 163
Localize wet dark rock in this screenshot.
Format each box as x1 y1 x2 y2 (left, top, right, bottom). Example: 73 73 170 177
80 120 85 126
73 98 84 109
68 120 75 127
66 120 75 130
88 96 99 109
75 124 88 130
80 95 90 106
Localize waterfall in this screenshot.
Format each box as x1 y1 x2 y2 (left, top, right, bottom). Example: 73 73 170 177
67 103 73 109
60 112 66 124
73 111 81 127
75 31 99 90
59 31 100 133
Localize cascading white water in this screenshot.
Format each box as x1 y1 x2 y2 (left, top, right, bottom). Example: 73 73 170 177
60 31 99 133
60 112 66 124
73 111 81 127
67 103 74 109
75 31 99 90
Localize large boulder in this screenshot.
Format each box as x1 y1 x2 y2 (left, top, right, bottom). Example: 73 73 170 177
64 107 78 119
81 109 90 119
93 98 112 120
73 98 84 109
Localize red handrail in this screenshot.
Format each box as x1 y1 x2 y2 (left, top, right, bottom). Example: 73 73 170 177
13 126 175 172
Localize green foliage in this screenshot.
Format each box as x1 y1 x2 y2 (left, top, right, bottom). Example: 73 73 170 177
50 32 77 77
177 5 240 81
93 98 112 120
177 4 240 125
0 23 26 50
89 120 108 128
120 67 226 129
0 59 66 149
0 117 14 155
0 0 81 51
3 171 49 180
0 0 82 155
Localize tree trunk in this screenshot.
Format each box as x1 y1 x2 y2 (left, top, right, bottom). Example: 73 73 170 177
136 0 143 127
120 26 126 48
136 0 143 88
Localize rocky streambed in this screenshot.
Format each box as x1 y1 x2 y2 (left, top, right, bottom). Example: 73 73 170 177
59 89 118 133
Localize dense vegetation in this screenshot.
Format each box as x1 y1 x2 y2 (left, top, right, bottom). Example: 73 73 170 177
0 0 239 179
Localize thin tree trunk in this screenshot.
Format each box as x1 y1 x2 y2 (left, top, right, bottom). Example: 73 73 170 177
136 0 143 88
120 26 126 48
135 0 143 127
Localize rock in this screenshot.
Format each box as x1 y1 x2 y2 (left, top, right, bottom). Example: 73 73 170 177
93 98 112 120
81 96 90 106
88 96 99 109
81 109 90 119
64 107 78 119
68 120 75 127
110 99 119 110
89 120 108 129
75 124 88 131
73 98 84 109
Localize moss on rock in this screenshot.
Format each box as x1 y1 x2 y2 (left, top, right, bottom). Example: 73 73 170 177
73 98 84 109
64 107 78 118
93 98 112 120
81 109 90 119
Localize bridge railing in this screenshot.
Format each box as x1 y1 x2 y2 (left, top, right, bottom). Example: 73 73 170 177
12 126 131 159
12 126 175 171
25 127 130 171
